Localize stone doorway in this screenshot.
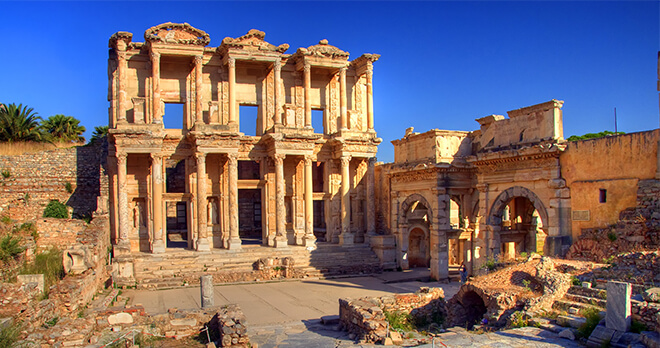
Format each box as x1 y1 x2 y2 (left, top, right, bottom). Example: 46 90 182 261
408 227 429 268
166 201 188 248
238 189 262 244
462 291 487 329
313 200 326 242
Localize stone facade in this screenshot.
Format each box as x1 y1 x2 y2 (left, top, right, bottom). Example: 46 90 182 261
107 23 380 267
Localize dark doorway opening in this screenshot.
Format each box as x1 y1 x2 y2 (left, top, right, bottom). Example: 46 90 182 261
166 201 188 248
238 189 262 244
462 291 487 330
408 227 429 268
313 200 326 241
238 160 260 180
166 160 186 193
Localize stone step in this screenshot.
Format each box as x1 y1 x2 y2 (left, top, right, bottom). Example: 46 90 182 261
552 299 604 313
556 314 586 329
564 293 606 308
567 285 607 300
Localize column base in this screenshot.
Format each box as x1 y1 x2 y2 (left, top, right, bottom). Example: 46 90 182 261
339 233 354 246
151 240 165 254
227 238 242 250
273 236 289 248
303 234 316 247
113 241 131 256
196 238 211 252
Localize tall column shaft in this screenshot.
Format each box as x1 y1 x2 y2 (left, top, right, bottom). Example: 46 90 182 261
339 155 353 245
151 154 165 253
303 64 311 127
117 52 127 124
303 156 316 246
196 152 210 251
115 153 130 254
366 157 376 237
228 58 237 125
366 68 374 131
227 153 241 250
151 51 162 124
195 55 204 125
340 67 348 130
274 154 288 247
274 60 282 126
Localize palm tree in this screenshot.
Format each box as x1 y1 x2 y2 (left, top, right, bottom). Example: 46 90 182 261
0 103 44 142
89 125 109 144
41 114 86 143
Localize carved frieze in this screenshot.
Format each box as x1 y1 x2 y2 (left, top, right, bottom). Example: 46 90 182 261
144 22 210 46
391 169 436 184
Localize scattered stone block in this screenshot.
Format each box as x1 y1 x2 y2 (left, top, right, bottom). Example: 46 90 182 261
641 331 660 348
107 312 133 325
389 331 403 345
200 275 214 308
171 318 197 327
643 288 660 303
321 315 340 325
606 281 631 332
587 324 615 348
558 328 575 340
557 315 586 329
17 274 45 293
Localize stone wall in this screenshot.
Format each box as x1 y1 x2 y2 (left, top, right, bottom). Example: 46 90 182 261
632 293 660 334
0 142 107 222
339 287 445 344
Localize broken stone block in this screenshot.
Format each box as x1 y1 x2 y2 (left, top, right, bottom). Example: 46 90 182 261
107 312 133 325
643 287 660 303
389 331 403 345
17 274 45 294
606 281 631 332
558 328 575 340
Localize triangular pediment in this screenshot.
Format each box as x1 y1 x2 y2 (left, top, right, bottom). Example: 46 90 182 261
297 39 349 60
144 22 210 46
219 29 289 54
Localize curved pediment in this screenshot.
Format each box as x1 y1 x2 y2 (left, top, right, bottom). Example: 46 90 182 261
144 22 210 46
219 29 289 54
297 39 349 60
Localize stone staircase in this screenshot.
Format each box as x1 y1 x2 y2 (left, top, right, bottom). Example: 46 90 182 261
552 285 606 329
124 243 383 289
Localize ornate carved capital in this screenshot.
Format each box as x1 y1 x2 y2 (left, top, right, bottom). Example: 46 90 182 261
365 68 373 80
150 153 163 164
116 153 127 166
303 63 311 74
227 57 236 69
150 51 160 62
368 157 377 166
195 152 206 165
476 183 489 193
117 51 127 63
340 155 351 167
227 152 238 166
304 155 313 166
274 59 282 71
273 153 286 166
194 55 203 66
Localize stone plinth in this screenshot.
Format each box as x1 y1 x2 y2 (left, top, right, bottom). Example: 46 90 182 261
201 275 214 308
606 281 632 332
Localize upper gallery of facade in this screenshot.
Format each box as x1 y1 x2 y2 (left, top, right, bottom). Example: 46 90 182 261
107 22 380 141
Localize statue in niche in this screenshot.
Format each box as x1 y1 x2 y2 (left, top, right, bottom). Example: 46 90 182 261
208 198 219 225
133 200 145 229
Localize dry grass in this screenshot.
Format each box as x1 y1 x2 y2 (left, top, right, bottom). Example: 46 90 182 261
0 141 83 156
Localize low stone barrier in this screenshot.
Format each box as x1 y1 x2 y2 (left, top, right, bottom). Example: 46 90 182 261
339 287 445 344
632 287 660 333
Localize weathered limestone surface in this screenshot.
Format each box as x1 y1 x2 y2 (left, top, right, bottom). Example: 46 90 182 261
606 281 632 332
201 274 214 308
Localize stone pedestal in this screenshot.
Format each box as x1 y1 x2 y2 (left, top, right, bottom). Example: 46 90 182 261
339 233 354 246
200 275 214 308
274 236 288 248
226 238 242 250
606 281 632 331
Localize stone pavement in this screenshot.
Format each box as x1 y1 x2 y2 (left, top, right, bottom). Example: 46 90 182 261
123 270 581 347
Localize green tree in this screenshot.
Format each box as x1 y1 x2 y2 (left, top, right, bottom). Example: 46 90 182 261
41 114 86 143
89 125 108 144
0 103 44 142
566 130 624 142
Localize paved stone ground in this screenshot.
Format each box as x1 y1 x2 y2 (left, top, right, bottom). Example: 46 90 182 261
124 270 582 347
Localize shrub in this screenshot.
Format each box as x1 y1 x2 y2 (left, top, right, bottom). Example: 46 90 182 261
64 182 73 194
0 234 23 262
20 247 64 291
607 231 617 242
484 257 497 271
571 275 582 286
577 306 601 338
43 200 68 219
508 311 528 328
1 170 10 179
384 310 414 332
630 320 648 334
0 215 11 225
519 252 528 260
0 321 21 348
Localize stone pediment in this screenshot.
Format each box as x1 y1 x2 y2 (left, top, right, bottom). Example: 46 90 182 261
296 39 349 60
219 29 289 53
144 22 210 46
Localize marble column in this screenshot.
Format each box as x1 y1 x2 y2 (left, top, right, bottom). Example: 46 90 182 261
303 156 316 247
366 157 376 238
228 57 237 126
273 154 288 248
194 55 204 125
117 52 127 124
196 152 210 251
274 59 283 126
151 153 165 253
339 155 353 245
303 63 311 128
366 68 374 131
430 190 450 281
339 66 348 130
115 153 130 254
150 51 162 124
227 153 241 250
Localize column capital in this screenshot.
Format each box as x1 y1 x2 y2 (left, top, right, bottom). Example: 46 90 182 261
340 155 352 166
194 55 203 66
368 157 377 166
365 67 373 79
339 66 348 74
117 51 127 62
274 58 282 71
476 183 489 193
303 63 311 73
150 152 163 163
150 50 160 61
227 152 238 163
195 152 206 164
304 155 314 166
273 153 286 165
227 57 236 68
116 152 127 164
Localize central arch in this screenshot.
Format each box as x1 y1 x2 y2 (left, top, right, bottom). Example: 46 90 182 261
397 193 433 270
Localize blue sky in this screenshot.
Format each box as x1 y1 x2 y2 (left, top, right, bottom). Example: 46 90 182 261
0 1 658 162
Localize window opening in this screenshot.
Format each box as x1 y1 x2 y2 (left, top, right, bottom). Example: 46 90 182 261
312 109 324 134
238 160 260 180
164 103 184 130
599 189 607 203
312 162 324 192
166 160 186 193
239 105 258 136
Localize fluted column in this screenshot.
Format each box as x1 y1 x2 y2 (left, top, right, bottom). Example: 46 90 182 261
274 59 283 126
366 157 376 239
303 156 316 247
339 155 353 245
115 152 130 254
227 153 241 250
366 68 374 131
151 153 165 253
117 52 127 124
273 154 288 248
303 63 311 128
194 55 204 125
228 57 237 126
196 152 210 251
339 66 348 130
150 51 162 124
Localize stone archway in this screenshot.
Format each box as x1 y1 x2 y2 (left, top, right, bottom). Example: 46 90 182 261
408 227 429 268
488 186 548 227
397 193 433 270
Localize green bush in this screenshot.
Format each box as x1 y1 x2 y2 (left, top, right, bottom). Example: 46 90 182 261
1 170 10 179
0 321 21 348
20 247 64 291
607 231 617 242
630 320 648 334
0 234 23 262
43 200 68 219
508 311 528 328
577 306 601 338
64 182 73 194
571 275 582 286
0 215 11 225
384 310 414 331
